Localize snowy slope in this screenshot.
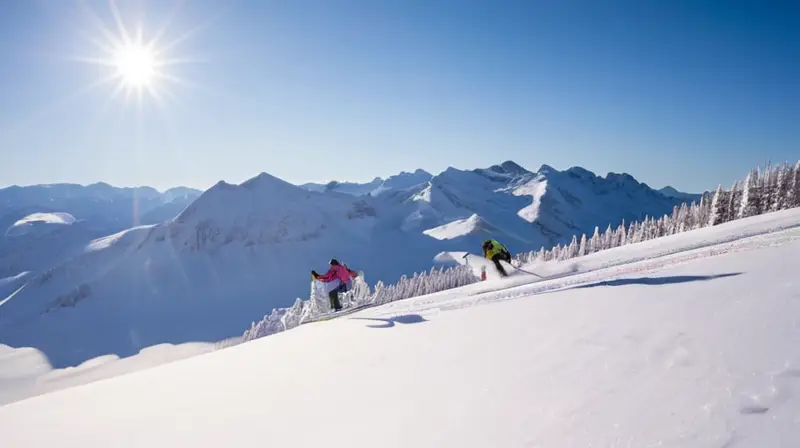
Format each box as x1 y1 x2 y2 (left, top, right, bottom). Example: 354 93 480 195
0 216 111 287
422 213 495 240
1 211 798 446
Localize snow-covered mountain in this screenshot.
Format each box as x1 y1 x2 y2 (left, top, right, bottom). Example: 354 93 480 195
377 161 692 252
0 161 696 368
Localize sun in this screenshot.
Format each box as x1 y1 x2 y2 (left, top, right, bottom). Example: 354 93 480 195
66 1 209 108
114 42 157 88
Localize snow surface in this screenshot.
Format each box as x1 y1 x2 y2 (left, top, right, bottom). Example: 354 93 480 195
0 211 798 446
0 341 215 406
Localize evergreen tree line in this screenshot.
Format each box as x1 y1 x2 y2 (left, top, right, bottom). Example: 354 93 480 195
240 264 478 342
514 159 800 265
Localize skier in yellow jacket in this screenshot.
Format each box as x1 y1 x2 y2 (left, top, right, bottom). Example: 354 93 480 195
482 238 512 276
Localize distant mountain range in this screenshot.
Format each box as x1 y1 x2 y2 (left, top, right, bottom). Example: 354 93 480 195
300 168 434 197
0 183 202 280
658 185 704 203
0 162 699 367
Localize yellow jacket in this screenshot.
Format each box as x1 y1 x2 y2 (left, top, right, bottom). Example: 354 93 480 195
482 239 508 259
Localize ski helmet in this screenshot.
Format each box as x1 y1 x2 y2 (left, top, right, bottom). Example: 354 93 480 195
329 258 340 266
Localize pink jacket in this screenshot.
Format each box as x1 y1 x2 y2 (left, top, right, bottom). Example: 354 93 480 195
316 264 357 283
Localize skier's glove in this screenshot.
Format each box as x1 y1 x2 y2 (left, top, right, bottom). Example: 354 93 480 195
311 270 319 279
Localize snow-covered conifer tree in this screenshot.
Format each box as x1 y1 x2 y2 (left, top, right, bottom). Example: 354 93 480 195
791 161 800 208
600 224 613 250
640 216 652 241
589 226 601 253
772 162 792 211
568 235 579 259
676 203 689 233
617 220 627 246
761 163 778 213
627 220 638 243
708 185 726 226
739 168 763 219
578 233 587 257
726 181 741 223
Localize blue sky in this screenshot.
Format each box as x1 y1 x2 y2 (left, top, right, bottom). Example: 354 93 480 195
0 0 797 193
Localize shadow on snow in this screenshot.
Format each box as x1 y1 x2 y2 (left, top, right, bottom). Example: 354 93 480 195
573 272 742 289
350 314 428 329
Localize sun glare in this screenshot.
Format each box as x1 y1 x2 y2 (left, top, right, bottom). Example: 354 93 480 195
114 42 157 88
69 1 207 108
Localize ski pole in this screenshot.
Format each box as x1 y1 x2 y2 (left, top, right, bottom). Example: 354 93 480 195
510 264 544 278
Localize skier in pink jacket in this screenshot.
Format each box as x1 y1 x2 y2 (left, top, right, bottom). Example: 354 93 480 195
312 258 359 311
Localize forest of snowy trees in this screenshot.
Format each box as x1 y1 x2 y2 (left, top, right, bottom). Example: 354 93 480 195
514 159 800 265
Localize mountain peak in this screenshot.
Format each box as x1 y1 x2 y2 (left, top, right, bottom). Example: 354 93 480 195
659 186 682 196
565 166 596 179
537 164 558 174
658 186 703 203
499 160 529 174
240 172 295 191
606 172 641 187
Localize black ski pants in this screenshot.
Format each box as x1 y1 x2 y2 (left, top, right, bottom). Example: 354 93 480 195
491 251 512 276
329 282 347 310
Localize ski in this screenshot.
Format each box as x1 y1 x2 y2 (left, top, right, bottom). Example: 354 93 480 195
300 302 374 325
